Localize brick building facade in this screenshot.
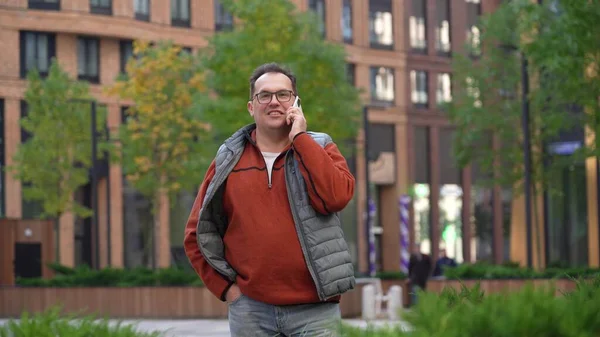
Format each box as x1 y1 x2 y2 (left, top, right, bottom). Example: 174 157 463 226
2 0 597 282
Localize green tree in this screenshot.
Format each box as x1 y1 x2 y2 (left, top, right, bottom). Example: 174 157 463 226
106 40 212 268
195 0 361 150
9 61 109 264
518 0 600 157
11 61 107 220
446 0 599 268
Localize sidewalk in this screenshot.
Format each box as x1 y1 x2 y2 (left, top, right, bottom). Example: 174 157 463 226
112 318 408 337
0 318 409 337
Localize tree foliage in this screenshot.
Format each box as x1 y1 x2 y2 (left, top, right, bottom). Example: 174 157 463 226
195 0 361 151
518 0 600 158
447 2 524 190
448 0 600 267
106 40 212 205
106 41 212 267
9 61 107 219
447 0 599 195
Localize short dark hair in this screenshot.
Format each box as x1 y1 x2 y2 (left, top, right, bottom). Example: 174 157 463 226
248 63 297 100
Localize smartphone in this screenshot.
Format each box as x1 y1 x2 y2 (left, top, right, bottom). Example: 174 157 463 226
293 96 301 108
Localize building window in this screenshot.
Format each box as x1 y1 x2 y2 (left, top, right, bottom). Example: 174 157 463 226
546 163 589 267
20 101 32 143
341 0 353 43
120 40 133 74
466 0 482 57
180 46 192 55
471 153 494 262
414 126 431 254
77 37 100 83
466 76 482 107
410 70 428 108
171 0 190 27
439 128 464 263
410 0 427 52
370 66 395 104
20 31 56 79
134 0 150 21
123 177 154 267
369 0 393 49
121 106 129 123
436 73 452 105
0 99 4 217
309 0 326 37
346 63 355 86
90 0 112 15
20 102 44 219
214 0 233 31
436 0 451 56
28 0 60 10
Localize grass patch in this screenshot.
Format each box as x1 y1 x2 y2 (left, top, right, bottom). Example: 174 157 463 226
0 307 163 337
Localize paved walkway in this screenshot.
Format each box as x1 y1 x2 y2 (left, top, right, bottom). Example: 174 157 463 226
0 318 409 337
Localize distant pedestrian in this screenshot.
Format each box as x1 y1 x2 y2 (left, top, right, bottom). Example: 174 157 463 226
433 248 457 277
408 243 432 306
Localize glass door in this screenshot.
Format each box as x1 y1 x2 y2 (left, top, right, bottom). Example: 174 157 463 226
546 164 588 267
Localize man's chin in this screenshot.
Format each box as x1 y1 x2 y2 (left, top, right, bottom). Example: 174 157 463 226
263 122 291 130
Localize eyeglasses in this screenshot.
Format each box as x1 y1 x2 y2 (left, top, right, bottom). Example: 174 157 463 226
253 90 295 104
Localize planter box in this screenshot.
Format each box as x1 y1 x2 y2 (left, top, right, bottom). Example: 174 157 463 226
0 279 575 319
0 287 228 319
0 285 372 319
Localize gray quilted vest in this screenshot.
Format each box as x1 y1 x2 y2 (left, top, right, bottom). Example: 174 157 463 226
196 124 355 301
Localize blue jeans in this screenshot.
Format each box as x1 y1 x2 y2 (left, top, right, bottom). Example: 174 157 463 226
228 294 342 337
410 284 423 307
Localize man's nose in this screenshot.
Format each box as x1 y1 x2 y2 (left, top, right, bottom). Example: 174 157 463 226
268 94 280 106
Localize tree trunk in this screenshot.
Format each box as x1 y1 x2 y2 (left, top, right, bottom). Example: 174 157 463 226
154 183 171 268
142 220 153 268
58 196 75 267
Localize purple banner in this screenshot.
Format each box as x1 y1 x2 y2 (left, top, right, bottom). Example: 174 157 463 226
368 197 377 277
399 195 411 274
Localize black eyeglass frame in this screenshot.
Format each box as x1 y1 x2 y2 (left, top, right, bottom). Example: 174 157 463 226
251 90 296 104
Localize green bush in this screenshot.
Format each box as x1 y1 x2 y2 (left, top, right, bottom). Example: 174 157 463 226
16 264 204 287
45 262 77 275
0 307 162 337
340 324 408 336
399 276 600 337
443 262 600 280
374 271 407 280
348 276 600 336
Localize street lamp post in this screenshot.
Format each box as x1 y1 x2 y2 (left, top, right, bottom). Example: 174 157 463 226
90 100 100 270
104 124 112 267
521 56 533 268
363 105 376 277
499 44 533 268
69 98 103 269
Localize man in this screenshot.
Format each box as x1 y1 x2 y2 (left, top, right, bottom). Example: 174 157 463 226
183 63 355 336
408 243 432 306
432 248 457 277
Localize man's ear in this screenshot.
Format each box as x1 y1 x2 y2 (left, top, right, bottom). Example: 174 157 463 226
247 101 254 117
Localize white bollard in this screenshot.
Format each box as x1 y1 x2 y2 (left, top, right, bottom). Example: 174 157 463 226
386 285 403 320
362 284 376 320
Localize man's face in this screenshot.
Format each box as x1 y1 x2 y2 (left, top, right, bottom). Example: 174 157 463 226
247 72 295 131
